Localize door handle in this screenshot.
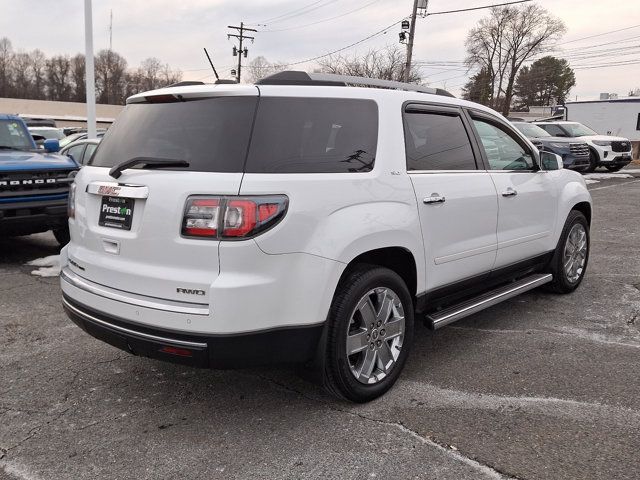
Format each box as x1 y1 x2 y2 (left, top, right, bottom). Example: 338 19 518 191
423 194 446 204
502 187 518 197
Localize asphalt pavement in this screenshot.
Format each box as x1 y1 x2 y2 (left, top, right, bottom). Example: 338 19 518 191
1 170 639 480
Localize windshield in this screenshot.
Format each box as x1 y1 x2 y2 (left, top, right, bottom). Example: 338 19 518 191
562 123 597 137
0 119 33 150
59 133 84 148
514 123 551 138
29 128 65 140
91 97 258 172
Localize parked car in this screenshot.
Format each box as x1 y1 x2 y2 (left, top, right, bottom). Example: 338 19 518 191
511 121 590 172
22 117 57 128
0 115 78 244
59 130 105 149
28 126 66 148
533 121 632 172
60 71 592 402
60 138 101 166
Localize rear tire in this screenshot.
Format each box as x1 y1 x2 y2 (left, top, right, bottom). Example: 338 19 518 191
53 226 70 246
545 210 589 294
322 264 414 402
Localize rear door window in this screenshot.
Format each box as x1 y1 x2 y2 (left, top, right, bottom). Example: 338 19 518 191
90 97 257 172
403 111 476 170
245 98 378 173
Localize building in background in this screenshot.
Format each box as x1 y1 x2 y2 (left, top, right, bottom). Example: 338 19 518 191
0 97 121 129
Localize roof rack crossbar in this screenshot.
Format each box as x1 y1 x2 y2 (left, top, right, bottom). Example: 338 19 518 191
257 71 454 98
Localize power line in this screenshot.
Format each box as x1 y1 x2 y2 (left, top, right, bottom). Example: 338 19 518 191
248 0 326 25
557 23 640 46
284 19 405 66
260 0 380 32
251 0 338 27
426 0 532 16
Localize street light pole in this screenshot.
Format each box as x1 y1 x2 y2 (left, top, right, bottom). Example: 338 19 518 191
84 0 97 139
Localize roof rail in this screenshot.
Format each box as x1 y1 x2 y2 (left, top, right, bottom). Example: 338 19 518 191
257 71 454 98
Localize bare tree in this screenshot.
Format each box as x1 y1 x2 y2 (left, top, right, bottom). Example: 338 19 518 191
317 45 422 84
70 53 86 102
46 55 72 101
12 52 32 99
30 49 47 99
95 49 128 104
0 37 14 97
465 4 565 115
246 56 287 83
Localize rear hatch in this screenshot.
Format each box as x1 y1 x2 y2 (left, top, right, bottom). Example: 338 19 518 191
67 86 258 303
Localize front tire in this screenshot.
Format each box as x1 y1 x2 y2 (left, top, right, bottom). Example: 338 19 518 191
323 265 414 402
585 150 599 173
53 225 70 246
545 210 589 293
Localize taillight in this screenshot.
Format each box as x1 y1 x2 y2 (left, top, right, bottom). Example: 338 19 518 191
68 182 76 219
182 198 220 237
182 195 288 240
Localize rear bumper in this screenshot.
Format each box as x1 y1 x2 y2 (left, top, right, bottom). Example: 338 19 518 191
0 196 68 235
63 295 324 368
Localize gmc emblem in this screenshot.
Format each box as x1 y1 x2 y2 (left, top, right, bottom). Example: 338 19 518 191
176 288 206 296
98 185 121 196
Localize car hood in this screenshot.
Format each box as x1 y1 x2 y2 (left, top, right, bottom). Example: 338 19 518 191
578 135 629 142
534 136 579 144
0 150 78 171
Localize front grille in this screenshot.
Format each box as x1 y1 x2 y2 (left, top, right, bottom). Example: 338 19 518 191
569 143 590 157
0 170 74 199
611 141 631 153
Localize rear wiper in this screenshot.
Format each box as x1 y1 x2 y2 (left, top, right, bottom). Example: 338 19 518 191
109 157 189 179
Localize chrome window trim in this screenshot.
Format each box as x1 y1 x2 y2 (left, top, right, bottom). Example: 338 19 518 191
61 268 210 316
408 169 487 174
62 298 208 349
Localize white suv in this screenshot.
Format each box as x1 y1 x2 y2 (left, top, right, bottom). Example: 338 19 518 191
61 72 592 402
534 121 633 172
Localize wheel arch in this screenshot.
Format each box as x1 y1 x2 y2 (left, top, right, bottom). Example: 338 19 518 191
338 247 419 303
571 201 592 226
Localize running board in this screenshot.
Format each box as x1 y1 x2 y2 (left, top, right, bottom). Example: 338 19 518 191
425 273 553 330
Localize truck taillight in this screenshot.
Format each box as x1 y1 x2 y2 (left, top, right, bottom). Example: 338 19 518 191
182 198 220 237
68 182 76 219
182 195 288 240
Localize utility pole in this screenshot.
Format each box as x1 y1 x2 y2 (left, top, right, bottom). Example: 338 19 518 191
83 0 96 139
227 22 256 83
403 0 420 83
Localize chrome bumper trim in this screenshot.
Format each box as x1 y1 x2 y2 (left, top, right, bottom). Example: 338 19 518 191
60 268 210 316
62 297 208 349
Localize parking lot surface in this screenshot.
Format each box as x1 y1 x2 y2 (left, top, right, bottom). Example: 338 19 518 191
1 170 639 480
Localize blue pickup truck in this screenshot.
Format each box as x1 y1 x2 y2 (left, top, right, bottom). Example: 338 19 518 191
0 114 78 245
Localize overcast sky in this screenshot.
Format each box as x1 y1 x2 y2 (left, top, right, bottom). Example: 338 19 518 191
1 0 639 100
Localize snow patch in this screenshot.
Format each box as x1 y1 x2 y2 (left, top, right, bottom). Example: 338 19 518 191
26 254 61 277
585 179 599 185
583 173 633 180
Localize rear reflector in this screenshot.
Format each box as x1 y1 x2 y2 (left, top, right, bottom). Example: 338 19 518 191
160 346 194 357
182 195 288 240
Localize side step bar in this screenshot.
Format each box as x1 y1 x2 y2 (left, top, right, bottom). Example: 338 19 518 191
426 273 553 330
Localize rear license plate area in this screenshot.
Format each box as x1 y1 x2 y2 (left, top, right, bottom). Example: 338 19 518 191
99 196 134 230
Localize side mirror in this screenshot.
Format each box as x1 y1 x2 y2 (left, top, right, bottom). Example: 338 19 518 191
43 139 60 153
540 151 563 171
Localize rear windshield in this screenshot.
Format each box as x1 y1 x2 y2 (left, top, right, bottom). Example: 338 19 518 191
245 97 378 173
90 97 258 172
90 96 378 174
